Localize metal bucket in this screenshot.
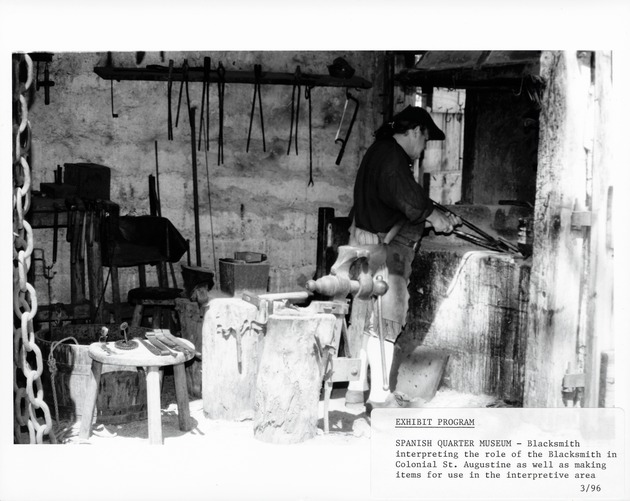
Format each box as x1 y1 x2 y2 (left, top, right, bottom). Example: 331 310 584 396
36 323 149 425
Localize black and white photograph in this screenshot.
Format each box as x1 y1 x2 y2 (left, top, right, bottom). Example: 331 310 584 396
2 2 630 500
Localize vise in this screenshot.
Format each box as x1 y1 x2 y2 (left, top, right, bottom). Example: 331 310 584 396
305 244 388 301
306 244 391 392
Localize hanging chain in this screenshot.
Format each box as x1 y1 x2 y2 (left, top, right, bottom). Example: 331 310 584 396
13 53 56 444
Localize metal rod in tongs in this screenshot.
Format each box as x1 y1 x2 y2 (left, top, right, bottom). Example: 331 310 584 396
432 200 516 254
334 88 359 165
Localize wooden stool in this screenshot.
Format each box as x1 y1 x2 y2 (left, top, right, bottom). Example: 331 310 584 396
128 286 183 328
79 337 194 445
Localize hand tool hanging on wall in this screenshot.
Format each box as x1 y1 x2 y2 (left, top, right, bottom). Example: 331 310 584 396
217 62 226 165
204 57 211 151
188 106 202 267
203 119 218 273
246 64 266 152
305 86 314 186
167 60 174 140
287 66 302 156
154 140 162 217
36 61 54 105
175 59 190 128
105 53 118 118
110 80 119 118
334 89 359 165
198 57 211 151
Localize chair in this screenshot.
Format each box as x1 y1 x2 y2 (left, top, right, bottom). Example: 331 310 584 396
102 215 187 327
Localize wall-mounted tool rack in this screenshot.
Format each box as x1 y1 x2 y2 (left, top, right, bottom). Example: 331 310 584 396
94 66 373 89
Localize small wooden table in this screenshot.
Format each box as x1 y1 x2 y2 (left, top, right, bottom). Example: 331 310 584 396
79 338 194 444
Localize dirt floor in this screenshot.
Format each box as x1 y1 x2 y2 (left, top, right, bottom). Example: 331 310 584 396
56 374 499 446
34 375 501 501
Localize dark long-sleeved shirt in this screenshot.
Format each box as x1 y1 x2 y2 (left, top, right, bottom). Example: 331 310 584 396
353 138 434 234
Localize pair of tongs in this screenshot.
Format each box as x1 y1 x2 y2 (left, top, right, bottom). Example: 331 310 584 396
432 201 521 254
334 89 359 165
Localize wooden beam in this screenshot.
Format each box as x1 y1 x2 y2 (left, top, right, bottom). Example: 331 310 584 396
523 52 596 407
94 66 372 89
395 64 541 91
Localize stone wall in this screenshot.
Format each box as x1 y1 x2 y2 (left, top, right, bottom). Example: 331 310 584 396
27 51 384 305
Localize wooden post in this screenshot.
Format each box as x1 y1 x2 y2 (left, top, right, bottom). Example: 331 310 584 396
175 297 204 398
173 363 191 432
524 51 612 407
253 312 336 444
86 211 104 323
202 298 261 420
583 52 614 407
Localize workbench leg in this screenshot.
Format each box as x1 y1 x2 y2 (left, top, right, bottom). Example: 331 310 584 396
111 266 121 323
146 366 163 445
79 361 103 440
173 362 191 432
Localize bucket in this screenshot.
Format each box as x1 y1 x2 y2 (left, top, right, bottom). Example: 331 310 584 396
36 324 150 425
181 264 215 298
219 252 269 296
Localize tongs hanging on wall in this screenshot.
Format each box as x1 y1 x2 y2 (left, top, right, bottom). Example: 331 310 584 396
432 201 521 254
334 89 359 165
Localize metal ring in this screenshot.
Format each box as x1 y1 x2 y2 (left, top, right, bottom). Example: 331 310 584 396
18 95 28 133
22 53 34 90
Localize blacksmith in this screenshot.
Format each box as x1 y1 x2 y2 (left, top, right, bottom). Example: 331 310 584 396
347 105 461 407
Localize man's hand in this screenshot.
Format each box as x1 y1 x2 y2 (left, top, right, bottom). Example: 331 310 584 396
425 209 461 234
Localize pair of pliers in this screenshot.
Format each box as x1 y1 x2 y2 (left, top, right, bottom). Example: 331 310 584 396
198 57 211 151
175 59 190 128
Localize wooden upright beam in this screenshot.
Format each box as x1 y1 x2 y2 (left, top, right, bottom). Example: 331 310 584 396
524 51 612 407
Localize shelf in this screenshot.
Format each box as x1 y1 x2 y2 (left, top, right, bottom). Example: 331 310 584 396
94 66 372 89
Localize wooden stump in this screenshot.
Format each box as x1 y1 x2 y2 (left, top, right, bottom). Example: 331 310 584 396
202 298 261 420
175 298 204 398
253 312 336 444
